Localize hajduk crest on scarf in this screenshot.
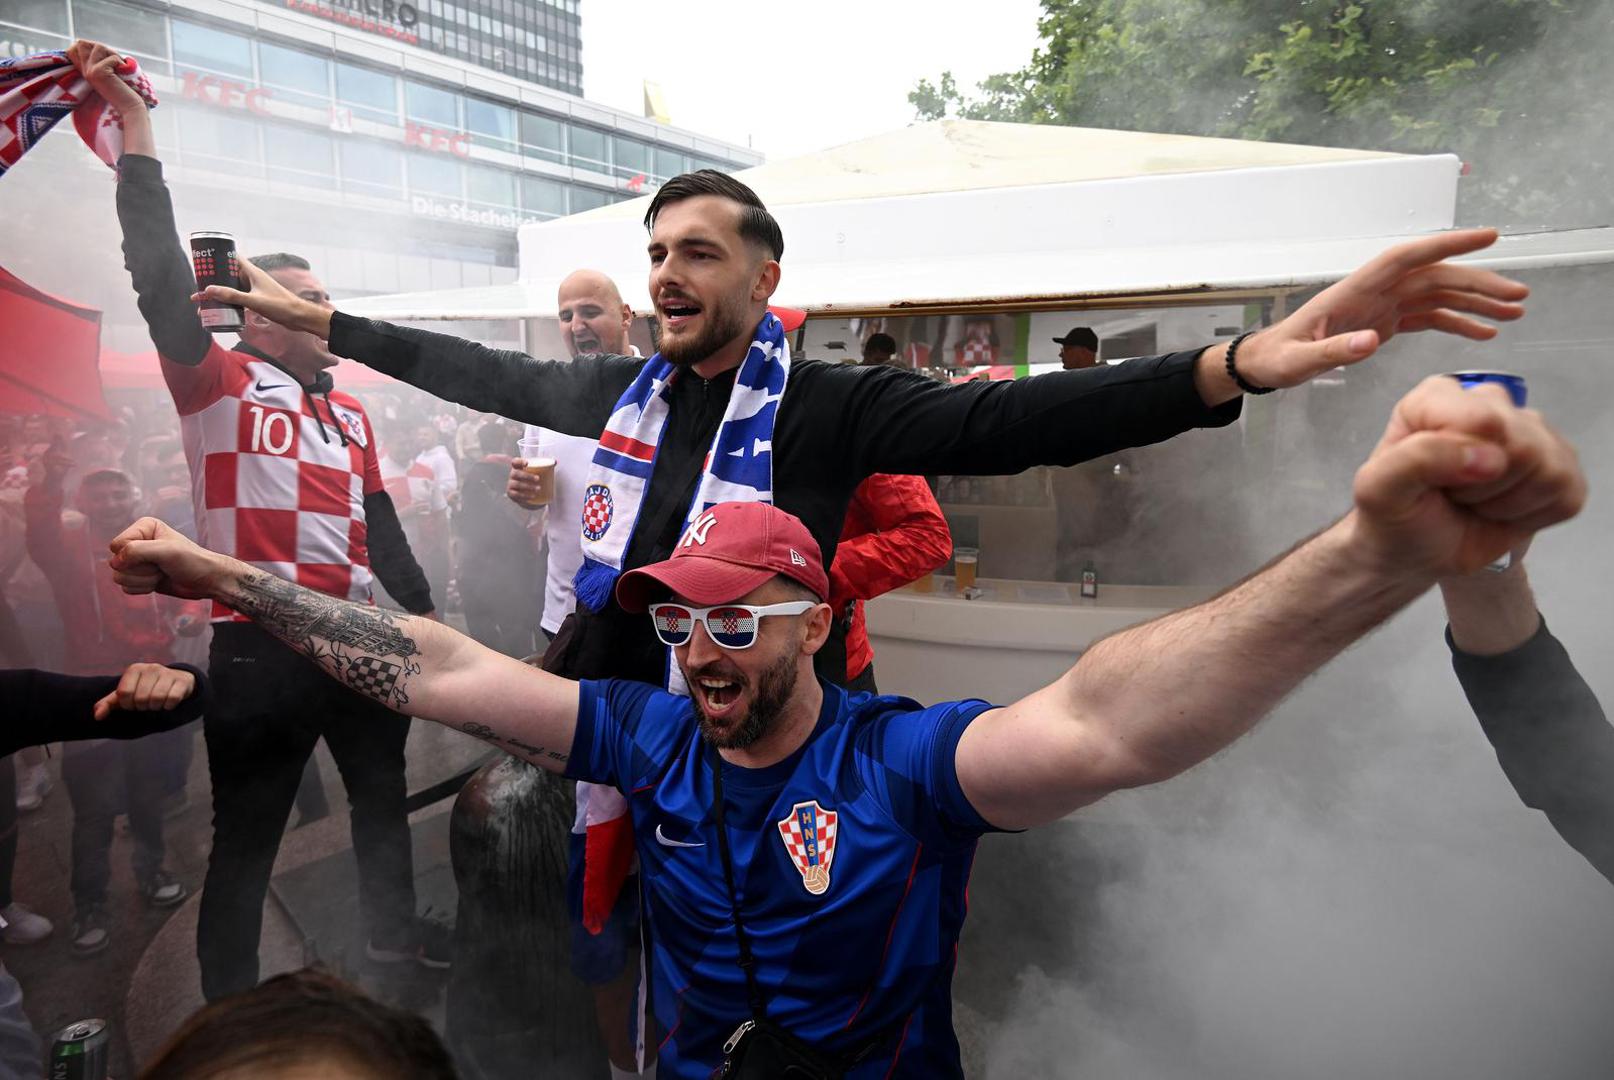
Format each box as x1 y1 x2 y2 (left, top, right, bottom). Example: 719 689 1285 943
0 51 157 182
574 311 790 680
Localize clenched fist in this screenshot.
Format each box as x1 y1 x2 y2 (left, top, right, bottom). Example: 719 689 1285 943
109 517 234 601
93 663 197 722
1346 375 1585 578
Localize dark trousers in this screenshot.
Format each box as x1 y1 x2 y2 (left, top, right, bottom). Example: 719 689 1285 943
198 624 416 1001
62 737 170 911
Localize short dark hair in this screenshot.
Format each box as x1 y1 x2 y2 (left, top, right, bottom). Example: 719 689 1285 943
249 252 312 273
478 418 511 456
80 468 133 488
138 968 457 1080
644 170 783 261
864 333 897 355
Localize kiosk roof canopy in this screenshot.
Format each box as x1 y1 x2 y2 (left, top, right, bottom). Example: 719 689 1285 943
346 120 1614 323
570 119 1406 216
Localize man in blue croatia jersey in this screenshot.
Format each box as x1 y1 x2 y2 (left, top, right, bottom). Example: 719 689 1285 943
105 374 1587 1078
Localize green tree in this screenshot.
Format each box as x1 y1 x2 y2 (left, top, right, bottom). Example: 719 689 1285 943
909 0 1612 228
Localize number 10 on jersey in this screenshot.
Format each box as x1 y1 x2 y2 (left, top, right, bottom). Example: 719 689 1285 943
248 405 296 456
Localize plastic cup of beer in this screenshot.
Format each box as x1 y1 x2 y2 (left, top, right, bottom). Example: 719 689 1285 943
514 437 556 509
953 547 979 591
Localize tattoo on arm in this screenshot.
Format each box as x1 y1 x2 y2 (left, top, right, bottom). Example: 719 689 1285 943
453 721 568 765
226 570 423 710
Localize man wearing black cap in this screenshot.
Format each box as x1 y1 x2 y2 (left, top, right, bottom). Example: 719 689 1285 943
105 372 1588 1079
1054 326 1100 370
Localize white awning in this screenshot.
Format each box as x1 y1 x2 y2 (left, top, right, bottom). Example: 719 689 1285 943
343 120 1614 322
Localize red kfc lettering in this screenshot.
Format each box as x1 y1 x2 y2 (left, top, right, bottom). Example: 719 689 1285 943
180 71 274 113
449 133 471 158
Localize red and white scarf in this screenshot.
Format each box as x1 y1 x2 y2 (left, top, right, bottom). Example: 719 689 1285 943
0 51 157 181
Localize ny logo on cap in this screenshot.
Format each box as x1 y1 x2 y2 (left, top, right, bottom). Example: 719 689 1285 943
680 510 718 548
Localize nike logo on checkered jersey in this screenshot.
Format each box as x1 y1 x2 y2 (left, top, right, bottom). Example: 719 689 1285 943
655 824 706 848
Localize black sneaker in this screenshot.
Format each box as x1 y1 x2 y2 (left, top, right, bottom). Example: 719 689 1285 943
70 906 110 957
139 870 188 909
365 911 454 970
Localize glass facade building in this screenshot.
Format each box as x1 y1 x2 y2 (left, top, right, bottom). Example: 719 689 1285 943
0 0 761 340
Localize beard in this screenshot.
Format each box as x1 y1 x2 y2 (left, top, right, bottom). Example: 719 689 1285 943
658 291 751 367
692 649 799 751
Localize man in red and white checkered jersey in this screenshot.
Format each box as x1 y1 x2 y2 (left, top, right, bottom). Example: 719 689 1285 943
78 39 447 1002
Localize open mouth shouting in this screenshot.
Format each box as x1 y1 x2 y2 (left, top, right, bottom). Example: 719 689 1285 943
571 330 602 352
691 666 747 722
659 294 703 332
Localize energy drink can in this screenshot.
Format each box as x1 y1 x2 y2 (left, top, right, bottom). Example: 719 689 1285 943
1445 370 1528 571
1445 370 1527 408
49 1018 109 1080
189 231 245 333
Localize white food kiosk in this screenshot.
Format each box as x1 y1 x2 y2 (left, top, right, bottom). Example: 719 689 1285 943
346 119 1614 703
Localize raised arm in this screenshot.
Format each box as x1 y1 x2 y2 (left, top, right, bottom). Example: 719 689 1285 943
70 41 211 371
107 519 581 770
957 375 1586 830
1440 559 1614 887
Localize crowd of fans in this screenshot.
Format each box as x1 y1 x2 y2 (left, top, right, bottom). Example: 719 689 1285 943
0 393 540 1067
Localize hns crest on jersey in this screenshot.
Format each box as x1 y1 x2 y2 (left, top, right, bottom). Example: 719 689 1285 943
330 403 368 448
777 800 838 896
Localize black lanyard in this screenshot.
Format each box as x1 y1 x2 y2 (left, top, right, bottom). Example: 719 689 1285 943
708 743 770 1021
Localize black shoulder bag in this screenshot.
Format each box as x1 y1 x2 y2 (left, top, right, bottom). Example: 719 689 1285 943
709 747 886 1079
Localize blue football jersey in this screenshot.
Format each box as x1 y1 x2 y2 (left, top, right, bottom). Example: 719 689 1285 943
568 678 1002 1079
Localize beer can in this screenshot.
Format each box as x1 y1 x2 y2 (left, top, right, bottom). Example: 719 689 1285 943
49 1018 109 1080
1445 370 1527 408
189 231 245 333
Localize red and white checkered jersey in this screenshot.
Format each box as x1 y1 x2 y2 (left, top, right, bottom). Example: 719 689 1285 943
163 342 383 621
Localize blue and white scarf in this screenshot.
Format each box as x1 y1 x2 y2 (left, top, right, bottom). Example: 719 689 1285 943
573 312 791 618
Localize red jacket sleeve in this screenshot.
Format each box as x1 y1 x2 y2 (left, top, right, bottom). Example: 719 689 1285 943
829 474 952 609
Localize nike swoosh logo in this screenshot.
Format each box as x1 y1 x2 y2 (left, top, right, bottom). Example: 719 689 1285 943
255 380 291 392
655 824 705 849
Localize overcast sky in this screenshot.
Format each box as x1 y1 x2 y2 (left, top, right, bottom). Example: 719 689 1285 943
577 0 1046 161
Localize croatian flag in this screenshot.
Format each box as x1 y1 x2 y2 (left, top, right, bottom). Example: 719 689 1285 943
0 51 158 182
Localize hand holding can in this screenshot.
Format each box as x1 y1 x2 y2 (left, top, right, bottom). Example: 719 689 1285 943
190 232 245 333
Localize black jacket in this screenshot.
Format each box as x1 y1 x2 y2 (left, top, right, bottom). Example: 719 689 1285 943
1449 621 1614 888
1 664 208 758
326 314 1241 686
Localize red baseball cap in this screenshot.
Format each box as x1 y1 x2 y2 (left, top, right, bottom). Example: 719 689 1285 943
614 501 828 612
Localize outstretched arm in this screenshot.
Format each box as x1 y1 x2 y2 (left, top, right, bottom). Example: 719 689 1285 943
1440 559 1614 887
107 520 580 770
958 375 1586 830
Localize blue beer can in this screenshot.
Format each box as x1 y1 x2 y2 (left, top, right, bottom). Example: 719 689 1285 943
1445 370 1528 407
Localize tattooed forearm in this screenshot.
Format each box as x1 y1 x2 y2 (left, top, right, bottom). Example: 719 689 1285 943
229 571 420 658
226 570 423 709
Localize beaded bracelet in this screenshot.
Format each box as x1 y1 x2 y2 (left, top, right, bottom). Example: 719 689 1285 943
1224 331 1276 395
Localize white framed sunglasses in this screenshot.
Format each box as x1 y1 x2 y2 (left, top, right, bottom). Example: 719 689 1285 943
647 601 817 650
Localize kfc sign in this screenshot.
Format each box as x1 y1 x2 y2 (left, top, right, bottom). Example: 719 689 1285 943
405 121 471 159
182 72 272 116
